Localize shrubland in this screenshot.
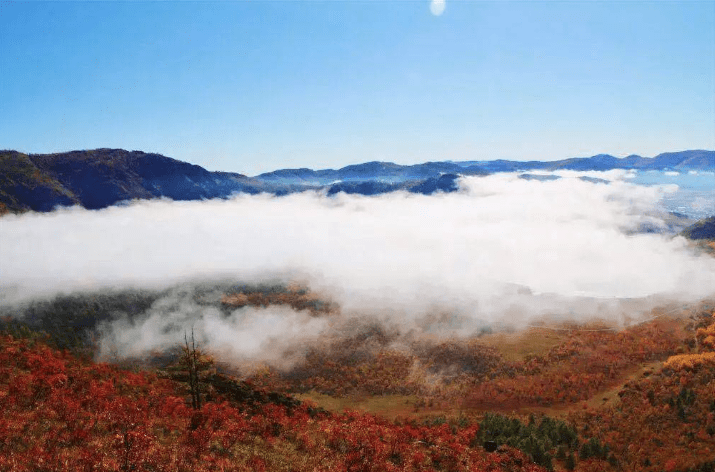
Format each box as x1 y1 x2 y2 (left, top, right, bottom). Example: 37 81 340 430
0 332 546 472
1 290 714 471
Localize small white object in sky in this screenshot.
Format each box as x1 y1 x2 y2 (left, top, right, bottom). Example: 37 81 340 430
430 0 446 16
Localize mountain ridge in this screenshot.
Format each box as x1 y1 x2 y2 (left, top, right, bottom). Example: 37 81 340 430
257 149 715 182
0 149 289 214
1 148 712 215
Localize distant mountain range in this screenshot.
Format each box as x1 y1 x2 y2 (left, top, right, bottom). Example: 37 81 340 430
1 148 713 215
257 149 715 184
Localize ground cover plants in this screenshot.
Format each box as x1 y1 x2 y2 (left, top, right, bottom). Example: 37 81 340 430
1 290 714 471
0 332 547 472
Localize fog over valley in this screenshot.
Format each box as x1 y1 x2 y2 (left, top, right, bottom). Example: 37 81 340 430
2 171 714 366
2 2 714 468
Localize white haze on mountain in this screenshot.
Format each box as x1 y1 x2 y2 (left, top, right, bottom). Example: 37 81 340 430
1 171 714 363
97 287 329 367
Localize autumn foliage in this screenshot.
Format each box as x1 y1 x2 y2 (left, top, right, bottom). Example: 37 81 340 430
568 310 715 472
0 334 547 472
463 320 684 409
248 316 685 413
1 303 714 471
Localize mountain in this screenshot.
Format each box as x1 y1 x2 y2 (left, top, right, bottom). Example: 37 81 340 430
0 149 288 214
645 150 715 170
682 216 715 240
274 150 715 179
477 150 715 172
257 161 486 185
0 149 475 214
1 148 712 214
550 150 715 171
448 150 715 172
325 173 460 196
0 151 79 213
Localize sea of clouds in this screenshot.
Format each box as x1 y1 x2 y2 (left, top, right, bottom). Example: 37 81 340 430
1 171 714 364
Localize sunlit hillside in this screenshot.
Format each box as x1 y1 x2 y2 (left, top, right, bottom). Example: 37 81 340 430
0 331 547 472
2 286 715 471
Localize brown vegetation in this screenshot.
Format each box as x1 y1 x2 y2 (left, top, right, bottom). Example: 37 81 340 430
2 293 714 471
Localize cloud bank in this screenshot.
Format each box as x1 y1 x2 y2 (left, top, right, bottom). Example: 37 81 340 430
1 172 714 362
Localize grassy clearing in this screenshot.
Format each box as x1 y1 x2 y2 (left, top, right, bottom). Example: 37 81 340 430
582 360 662 410
477 328 570 362
295 391 420 418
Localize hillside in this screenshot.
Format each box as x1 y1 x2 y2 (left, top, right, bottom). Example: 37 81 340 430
2 286 714 471
683 217 715 240
0 332 550 472
0 149 284 214
0 151 79 214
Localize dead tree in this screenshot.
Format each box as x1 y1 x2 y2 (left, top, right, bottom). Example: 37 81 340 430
165 329 215 410
185 330 202 410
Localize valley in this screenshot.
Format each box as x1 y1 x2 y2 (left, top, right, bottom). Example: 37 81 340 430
4 0 713 469
1 148 714 471
2 281 714 471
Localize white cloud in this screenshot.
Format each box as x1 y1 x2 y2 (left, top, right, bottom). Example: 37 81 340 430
96 287 327 368
1 172 714 363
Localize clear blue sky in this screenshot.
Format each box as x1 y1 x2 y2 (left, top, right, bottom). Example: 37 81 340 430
1 1 713 175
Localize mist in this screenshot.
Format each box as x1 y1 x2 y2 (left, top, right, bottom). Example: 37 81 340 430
2 172 714 365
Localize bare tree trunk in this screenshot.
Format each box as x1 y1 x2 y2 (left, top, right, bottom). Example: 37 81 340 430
185 330 201 410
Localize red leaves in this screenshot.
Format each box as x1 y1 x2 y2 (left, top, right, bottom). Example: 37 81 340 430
247 455 268 472
463 320 685 409
161 395 190 417
0 333 556 471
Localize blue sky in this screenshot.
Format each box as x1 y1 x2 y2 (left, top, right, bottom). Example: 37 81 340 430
1 1 713 175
